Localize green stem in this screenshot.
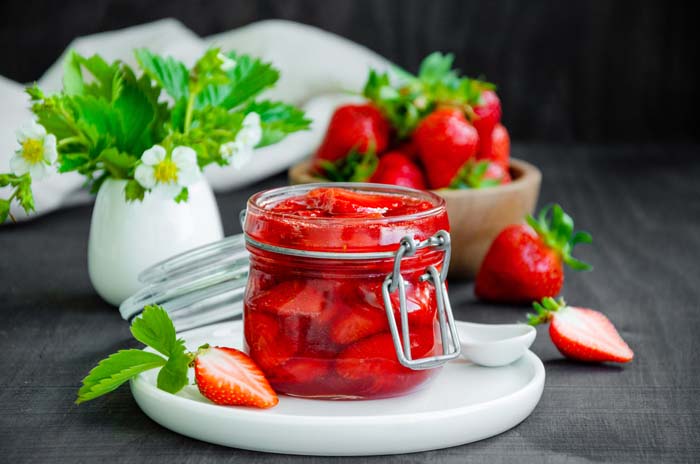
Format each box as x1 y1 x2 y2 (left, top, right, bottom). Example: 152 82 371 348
57 136 87 149
183 93 196 134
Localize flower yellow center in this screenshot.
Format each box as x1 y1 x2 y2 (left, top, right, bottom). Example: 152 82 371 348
22 139 44 164
153 159 178 184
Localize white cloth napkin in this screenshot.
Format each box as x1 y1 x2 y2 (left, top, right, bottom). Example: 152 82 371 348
0 18 391 221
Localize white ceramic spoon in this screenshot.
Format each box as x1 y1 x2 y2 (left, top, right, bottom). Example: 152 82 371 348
457 322 537 367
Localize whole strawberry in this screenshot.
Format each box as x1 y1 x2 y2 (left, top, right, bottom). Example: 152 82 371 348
475 204 592 302
450 160 510 189
369 151 427 189
414 108 480 189
528 297 633 363
315 104 390 164
472 90 502 142
477 123 510 169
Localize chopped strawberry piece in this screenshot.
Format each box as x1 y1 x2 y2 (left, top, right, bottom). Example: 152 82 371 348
329 302 388 345
335 330 439 396
248 279 332 317
244 311 298 371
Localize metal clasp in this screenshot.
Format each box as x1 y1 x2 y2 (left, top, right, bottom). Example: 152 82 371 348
382 230 461 370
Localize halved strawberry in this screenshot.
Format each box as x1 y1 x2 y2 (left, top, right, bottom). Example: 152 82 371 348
528 298 634 363
194 346 279 408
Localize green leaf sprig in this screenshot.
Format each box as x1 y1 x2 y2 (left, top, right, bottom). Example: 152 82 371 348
77 305 193 403
2 48 311 222
363 52 495 138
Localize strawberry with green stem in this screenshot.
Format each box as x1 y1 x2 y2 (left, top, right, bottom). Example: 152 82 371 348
528 297 634 363
449 160 510 189
476 204 592 302
363 52 496 139
314 103 389 166
77 305 278 408
413 107 480 189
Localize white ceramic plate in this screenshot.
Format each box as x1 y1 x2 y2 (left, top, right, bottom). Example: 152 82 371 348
130 320 545 456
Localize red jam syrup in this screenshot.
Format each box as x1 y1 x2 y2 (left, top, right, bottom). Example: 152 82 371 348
243 186 450 399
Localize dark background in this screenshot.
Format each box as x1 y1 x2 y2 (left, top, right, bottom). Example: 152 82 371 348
0 0 697 143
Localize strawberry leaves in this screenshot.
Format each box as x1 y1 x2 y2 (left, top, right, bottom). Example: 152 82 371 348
2 48 309 222
76 350 167 404
77 305 192 403
134 48 190 102
526 204 593 271
526 297 565 326
317 150 379 182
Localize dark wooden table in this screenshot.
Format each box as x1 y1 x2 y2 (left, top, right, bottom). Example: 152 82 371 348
1 144 698 463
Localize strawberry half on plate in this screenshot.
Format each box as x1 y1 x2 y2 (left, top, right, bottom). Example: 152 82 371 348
528 297 634 363
194 346 279 408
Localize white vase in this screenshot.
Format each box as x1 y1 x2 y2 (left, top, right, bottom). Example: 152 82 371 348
88 178 224 306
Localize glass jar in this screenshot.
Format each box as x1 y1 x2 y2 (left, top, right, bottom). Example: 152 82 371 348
242 184 460 399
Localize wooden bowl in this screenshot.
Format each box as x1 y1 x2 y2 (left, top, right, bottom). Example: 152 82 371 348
288 158 542 279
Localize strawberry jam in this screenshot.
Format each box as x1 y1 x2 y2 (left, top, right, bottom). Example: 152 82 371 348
243 185 450 399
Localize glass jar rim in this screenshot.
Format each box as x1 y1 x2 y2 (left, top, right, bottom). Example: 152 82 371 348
246 182 447 225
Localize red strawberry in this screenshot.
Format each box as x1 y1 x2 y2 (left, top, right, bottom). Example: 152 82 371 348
315 104 390 163
528 298 634 363
390 140 420 161
477 123 510 169
475 204 592 302
484 161 511 184
194 346 279 408
472 90 502 142
450 160 510 189
369 151 427 190
329 302 388 345
414 108 480 189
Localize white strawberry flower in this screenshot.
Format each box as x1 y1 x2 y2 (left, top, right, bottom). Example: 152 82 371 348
219 112 262 170
10 120 57 180
135 145 200 197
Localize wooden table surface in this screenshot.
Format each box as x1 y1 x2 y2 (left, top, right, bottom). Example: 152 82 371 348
1 144 699 463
